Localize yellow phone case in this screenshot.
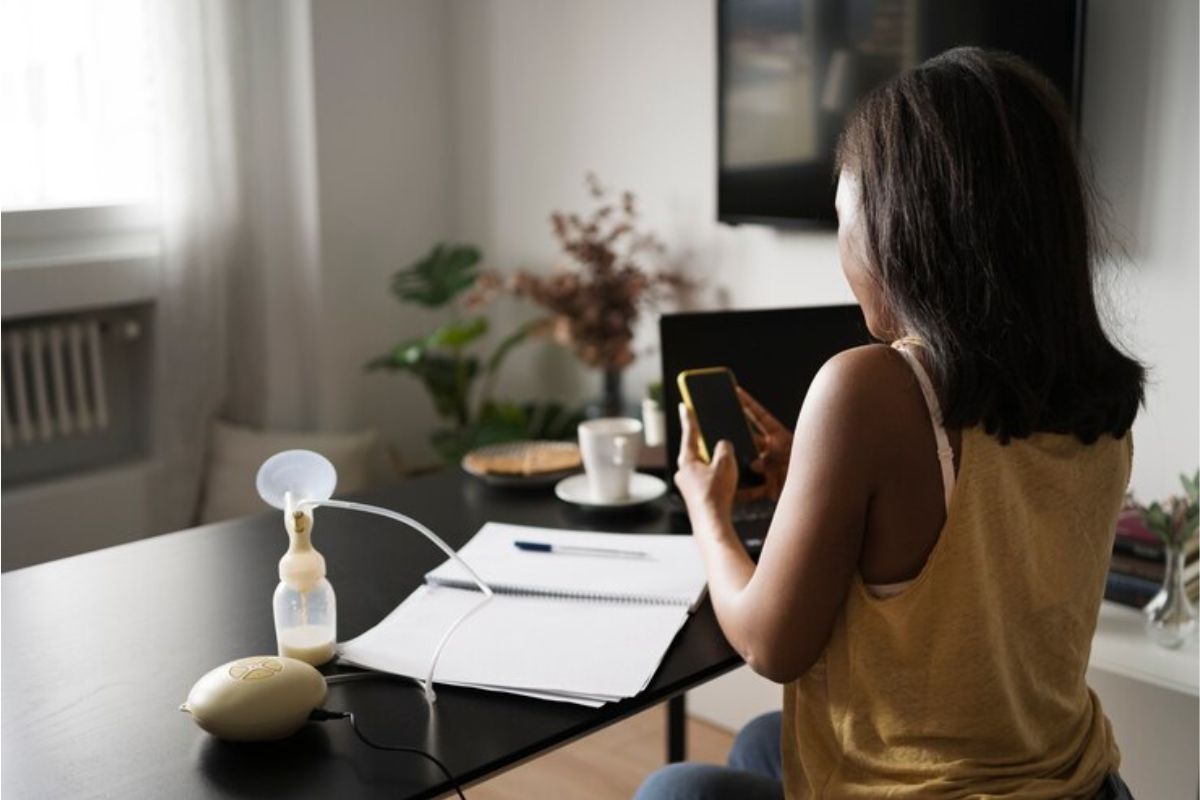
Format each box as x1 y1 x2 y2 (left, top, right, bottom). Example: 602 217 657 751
676 366 739 464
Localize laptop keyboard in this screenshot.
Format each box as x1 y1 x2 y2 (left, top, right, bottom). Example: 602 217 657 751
665 495 774 556
731 499 776 523
731 500 774 556
665 495 776 521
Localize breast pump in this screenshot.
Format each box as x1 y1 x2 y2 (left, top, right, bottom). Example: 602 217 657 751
254 450 494 701
180 450 494 747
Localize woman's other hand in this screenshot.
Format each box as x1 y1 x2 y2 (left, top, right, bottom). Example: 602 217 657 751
738 387 793 502
675 403 739 525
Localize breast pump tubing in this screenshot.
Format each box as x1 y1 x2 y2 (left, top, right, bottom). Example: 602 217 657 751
283 492 494 704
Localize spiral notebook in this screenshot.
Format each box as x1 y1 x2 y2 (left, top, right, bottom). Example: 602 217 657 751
337 522 707 706
424 522 708 611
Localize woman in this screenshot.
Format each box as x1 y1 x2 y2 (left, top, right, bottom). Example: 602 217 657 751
635 48 1142 799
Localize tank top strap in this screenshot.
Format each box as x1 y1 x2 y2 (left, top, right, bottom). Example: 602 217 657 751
891 339 956 511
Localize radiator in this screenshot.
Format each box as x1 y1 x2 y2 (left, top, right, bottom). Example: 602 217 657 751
2 317 115 449
2 303 153 566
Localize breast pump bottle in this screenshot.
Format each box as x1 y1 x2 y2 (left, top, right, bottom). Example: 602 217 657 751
274 496 336 666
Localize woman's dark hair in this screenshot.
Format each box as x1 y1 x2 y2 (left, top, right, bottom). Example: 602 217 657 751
836 47 1144 443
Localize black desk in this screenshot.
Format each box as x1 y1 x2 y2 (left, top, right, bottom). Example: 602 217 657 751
1 470 741 798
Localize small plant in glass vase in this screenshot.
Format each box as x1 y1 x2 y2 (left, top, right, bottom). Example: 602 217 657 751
367 243 584 463
1132 471 1199 648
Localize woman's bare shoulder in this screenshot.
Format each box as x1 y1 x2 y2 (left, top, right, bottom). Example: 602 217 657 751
801 343 929 452
811 343 916 407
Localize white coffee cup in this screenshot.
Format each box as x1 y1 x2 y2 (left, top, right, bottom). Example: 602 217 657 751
577 417 643 502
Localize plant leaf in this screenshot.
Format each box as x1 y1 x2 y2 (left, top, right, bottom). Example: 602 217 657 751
535 402 587 439
485 317 550 375
390 243 482 307
431 399 588 464
368 344 478 423
365 338 426 371
427 316 489 349
431 427 473 462
1181 470 1199 503
646 381 663 405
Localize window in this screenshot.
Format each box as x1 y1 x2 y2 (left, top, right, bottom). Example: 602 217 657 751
1 0 158 212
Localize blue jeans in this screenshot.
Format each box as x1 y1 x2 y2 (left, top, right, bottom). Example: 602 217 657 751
633 712 783 800
633 711 1136 799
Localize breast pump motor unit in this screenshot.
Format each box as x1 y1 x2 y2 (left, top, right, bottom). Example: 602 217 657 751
179 449 494 744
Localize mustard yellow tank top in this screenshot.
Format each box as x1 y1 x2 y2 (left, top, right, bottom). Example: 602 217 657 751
782 419 1131 797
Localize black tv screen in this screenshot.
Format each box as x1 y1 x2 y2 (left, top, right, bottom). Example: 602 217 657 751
718 0 1086 227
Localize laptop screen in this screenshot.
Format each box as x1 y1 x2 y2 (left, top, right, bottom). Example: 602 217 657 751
659 304 871 492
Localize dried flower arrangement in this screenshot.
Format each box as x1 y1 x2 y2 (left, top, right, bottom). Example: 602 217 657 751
469 173 689 379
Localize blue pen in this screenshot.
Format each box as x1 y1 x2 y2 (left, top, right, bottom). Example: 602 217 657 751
514 540 648 559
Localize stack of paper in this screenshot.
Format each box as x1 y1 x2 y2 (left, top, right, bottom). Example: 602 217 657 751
338 522 707 706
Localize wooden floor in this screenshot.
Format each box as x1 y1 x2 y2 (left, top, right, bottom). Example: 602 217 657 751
470 708 734 799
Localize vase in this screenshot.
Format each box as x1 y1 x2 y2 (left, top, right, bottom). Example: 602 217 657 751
602 369 624 416
1144 543 1197 649
586 369 627 418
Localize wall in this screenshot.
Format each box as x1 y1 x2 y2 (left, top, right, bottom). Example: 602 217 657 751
308 0 456 468
1083 0 1200 502
449 0 855 413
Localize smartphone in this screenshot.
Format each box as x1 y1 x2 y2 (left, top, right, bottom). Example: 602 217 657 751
677 367 764 487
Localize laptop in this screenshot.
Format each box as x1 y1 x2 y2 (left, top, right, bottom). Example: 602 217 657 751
660 304 871 555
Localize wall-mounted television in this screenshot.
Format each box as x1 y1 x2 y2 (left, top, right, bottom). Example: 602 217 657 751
718 0 1087 228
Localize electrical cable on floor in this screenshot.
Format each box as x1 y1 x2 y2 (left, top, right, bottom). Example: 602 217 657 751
310 709 467 800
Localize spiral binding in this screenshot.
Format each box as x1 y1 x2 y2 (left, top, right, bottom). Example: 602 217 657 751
425 578 688 607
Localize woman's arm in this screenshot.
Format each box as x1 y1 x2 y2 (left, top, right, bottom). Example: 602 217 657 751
675 346 887 683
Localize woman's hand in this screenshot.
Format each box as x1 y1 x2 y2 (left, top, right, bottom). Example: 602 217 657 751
674 403 739 526
738 387 793 502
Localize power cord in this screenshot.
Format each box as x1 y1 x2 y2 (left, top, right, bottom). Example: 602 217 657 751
310 709 467 800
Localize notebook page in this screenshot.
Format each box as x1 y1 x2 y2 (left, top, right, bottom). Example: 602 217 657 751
425 523 707 610
437 681 615 707
337 585 691 702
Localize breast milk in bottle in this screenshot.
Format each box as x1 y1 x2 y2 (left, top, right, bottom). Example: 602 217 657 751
273 507 336 666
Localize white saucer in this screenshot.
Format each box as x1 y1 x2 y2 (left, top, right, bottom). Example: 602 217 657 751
554 472 668 509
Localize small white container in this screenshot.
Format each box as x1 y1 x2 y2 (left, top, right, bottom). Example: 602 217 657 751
642 397 666 447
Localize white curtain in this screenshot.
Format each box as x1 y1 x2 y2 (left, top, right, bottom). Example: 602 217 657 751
147 0 324 533
234 0 325 432
148 0 246 533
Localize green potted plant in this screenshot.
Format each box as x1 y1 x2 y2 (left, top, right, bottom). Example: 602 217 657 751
367 243 583 463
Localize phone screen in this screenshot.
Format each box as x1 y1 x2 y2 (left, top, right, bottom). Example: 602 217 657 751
680 370 763 487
